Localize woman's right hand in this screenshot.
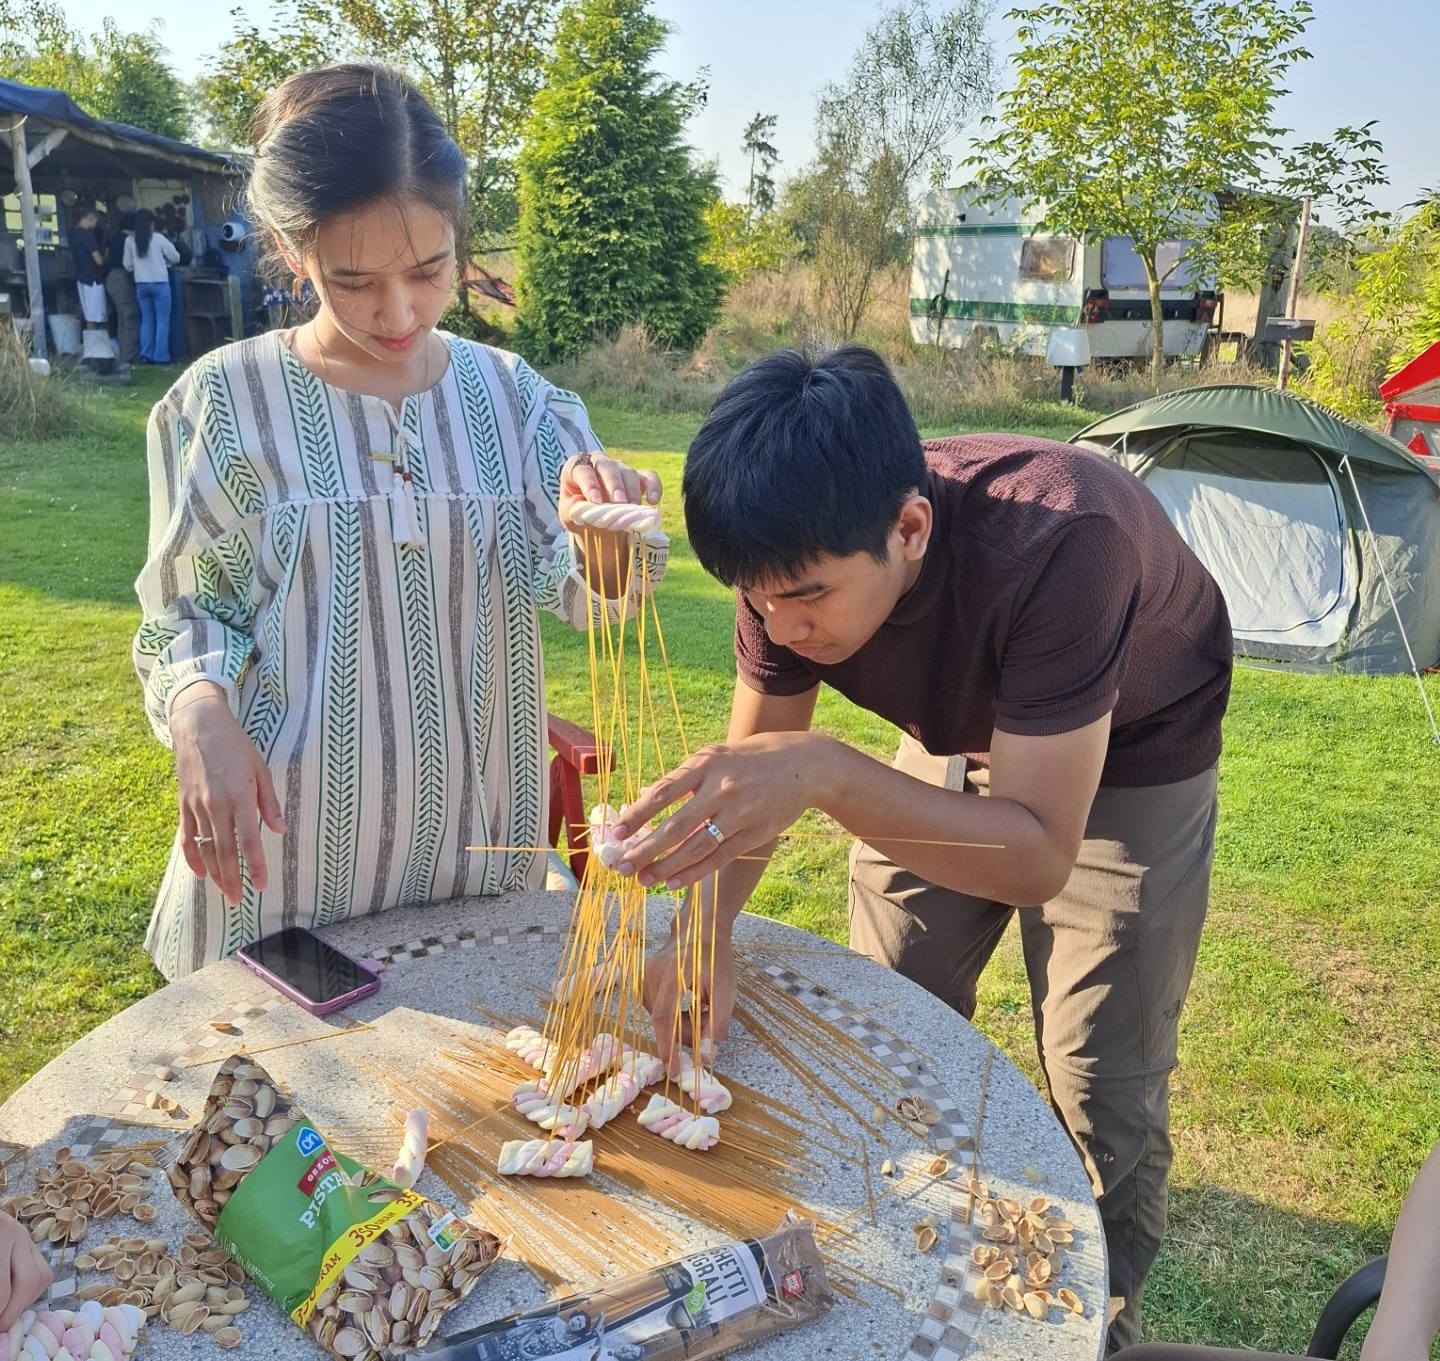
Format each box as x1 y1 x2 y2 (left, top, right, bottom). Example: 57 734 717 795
0 1211 52 1331
170 683 286 903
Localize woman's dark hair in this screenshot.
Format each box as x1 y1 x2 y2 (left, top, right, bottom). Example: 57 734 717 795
132 209 154 260
247 64 467 277
681 345 927 587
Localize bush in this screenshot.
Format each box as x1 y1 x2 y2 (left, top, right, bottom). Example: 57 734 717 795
0 330 80 442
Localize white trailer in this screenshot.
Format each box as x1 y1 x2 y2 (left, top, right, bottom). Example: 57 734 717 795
909 188 1220 361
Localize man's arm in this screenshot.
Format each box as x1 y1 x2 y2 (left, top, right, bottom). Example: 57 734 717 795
1361 1141 1440 1361
641 679 817 1066
618 716 1110 908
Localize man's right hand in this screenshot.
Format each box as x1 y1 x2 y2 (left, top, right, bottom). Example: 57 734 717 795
170 684 286 904
643 924 738 1074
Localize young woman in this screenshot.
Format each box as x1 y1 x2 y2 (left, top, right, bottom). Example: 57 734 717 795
123 208 180 364
134 64 665 978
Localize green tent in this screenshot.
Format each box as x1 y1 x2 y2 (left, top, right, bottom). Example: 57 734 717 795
1073 385 1440 674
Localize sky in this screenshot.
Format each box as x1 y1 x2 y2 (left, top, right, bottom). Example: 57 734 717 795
49 0 1439 216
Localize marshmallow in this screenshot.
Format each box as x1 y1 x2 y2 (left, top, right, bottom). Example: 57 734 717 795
496 1138 594 1178
637 1094 720 1151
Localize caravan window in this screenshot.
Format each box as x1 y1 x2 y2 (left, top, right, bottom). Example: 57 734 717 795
1018 237 1075 282
1101 237 1198 291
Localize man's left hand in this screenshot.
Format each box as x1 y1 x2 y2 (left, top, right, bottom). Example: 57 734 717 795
612 731 834 889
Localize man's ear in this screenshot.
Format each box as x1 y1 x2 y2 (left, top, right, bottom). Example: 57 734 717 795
894 493 933 562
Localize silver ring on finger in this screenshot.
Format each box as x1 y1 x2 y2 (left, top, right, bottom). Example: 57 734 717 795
573 451 594 468
701 819 724 847
194 834 214 845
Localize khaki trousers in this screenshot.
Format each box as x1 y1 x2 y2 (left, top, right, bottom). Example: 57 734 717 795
849 735 1218 1353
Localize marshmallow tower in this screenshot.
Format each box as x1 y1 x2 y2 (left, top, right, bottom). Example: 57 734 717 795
4 1303 145 1361
637 1095 720 1151
496 1139 594 1178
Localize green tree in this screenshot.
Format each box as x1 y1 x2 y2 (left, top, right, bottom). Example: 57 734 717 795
702 198 791 284
971 0 1315 391
513 0 723 362
193 6 340 149
742 112 779 220
0 1 191 140
1298 199 1440 420
197 0 552 241
793 0 991 338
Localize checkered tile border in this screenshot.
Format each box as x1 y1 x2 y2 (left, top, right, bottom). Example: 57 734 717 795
98 993 287 1120
373 922 562 964
756 962 990 1359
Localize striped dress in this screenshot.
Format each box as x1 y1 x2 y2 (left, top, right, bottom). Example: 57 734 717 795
134 331 666 979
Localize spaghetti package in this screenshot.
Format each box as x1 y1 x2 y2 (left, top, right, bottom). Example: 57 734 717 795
168 1055 499 1360
428 1215 832 1361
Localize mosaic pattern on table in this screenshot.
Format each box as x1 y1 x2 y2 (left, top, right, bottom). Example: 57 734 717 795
97 993 288 1120
373 922 561 965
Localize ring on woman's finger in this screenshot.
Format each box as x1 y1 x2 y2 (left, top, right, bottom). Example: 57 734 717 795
194 834 215 845
701 819 724 847
573 451 594 468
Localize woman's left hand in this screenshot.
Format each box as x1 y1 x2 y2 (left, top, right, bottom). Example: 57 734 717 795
558 451 661 533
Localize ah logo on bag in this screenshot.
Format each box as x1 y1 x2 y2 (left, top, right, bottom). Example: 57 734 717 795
296 1127 325 1157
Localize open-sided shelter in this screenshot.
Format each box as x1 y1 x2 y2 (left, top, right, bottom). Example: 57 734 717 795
1073 385 1440 674
0 78 256 360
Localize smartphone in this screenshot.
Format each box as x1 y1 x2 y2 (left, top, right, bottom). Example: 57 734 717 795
235 927 382 1016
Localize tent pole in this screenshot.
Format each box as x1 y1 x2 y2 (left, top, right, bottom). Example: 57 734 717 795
1340 456 1440 745
4 116 48 362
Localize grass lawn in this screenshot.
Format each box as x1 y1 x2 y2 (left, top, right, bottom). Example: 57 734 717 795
2 371 1438 1355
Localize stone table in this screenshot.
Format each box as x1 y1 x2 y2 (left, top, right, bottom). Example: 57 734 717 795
0 893 1106 1361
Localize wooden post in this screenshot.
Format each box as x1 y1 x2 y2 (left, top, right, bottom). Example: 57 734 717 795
1277 197 1312 393
225 274 243 343
5 116 48 361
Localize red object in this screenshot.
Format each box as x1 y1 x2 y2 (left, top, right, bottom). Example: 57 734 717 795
547 714 614 881
1380 341 1440 402
1388 401 1440 424
1407 432 1432 458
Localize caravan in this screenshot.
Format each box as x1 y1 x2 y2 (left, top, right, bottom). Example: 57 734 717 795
909 187 1220 361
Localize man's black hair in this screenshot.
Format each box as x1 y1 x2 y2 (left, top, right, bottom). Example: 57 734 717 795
681 344 926 587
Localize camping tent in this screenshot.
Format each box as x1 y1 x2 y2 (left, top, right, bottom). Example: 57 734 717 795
1072 385 1440 674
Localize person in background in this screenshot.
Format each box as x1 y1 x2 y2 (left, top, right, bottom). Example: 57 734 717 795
67 206 108 347
0 1210 51 1331
105 212 141 365
123 208 180 364
1113 1140 1440 1360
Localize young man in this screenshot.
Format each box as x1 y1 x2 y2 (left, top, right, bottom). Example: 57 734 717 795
611 345 1233 1352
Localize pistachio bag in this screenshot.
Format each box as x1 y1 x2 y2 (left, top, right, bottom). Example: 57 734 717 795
169 1055 498 1359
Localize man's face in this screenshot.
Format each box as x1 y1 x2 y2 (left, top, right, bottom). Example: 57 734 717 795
738 496 932 666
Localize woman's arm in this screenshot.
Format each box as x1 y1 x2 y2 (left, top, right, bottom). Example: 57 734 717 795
133 376 283 902
123 236 135 272
1360 1142 1440 1361
513 361 668 624
161 235 181 266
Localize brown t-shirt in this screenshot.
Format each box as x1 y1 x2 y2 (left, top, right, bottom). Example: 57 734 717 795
735 435 1233 787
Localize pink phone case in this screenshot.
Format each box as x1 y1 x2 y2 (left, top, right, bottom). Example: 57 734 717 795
234 946 382 1016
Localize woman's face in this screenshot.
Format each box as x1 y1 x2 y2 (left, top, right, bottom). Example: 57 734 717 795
304 199 457 365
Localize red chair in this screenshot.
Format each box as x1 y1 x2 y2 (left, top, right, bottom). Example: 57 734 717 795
547 715 613 881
